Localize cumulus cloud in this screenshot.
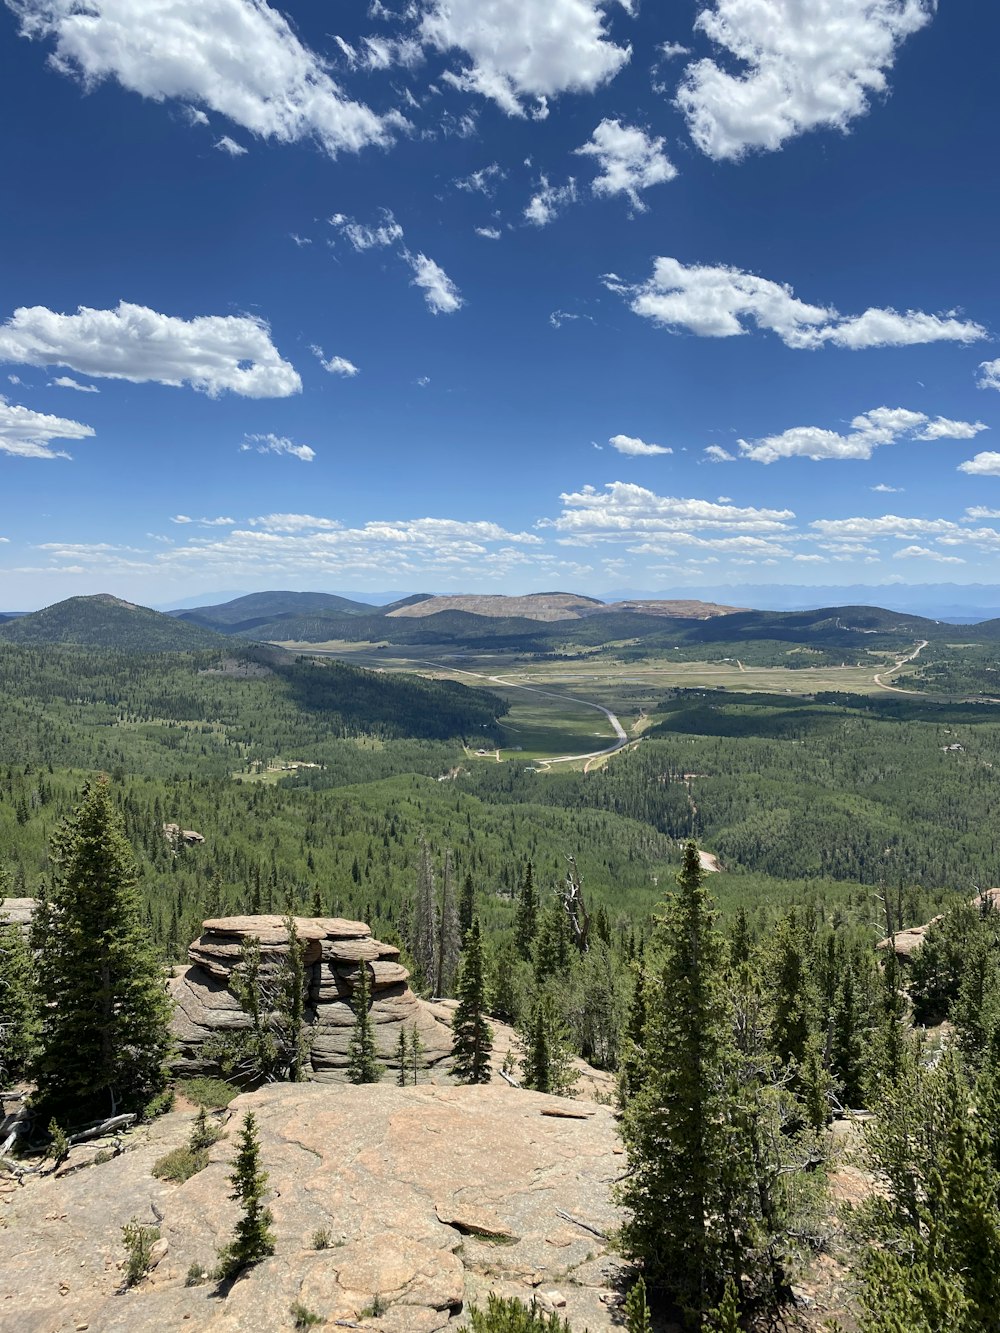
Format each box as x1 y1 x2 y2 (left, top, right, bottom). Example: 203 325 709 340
545 481 794 543
966 506 1000 519
418 0 630 115
608 433 672 456
958 452 1000 477
704 445 736 462
524 176 577 226
475 226 502 240
311 346 359 377
10 0 396 156
215 134 247 156
240 432 315 462
810 515 962 540
895 545 965 564
978 359 1000 392
49 375 98 392
0 301 300 398
0 395 95 460
406 252 463 314
739 406 985 463
575 119 676 210
329 209 405 252
676 0 934 161
608 258 986 350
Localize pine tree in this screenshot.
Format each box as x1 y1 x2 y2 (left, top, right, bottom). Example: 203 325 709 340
396 1026 410 1087
0 877 35 1083
411 842 438 994
830 967 867 1110
452 919 493 1084
459 872 476 939
520 992 577 1097
617 841 806 1319
277 916 310 1082
31 777 172 1115
410 1021 424 1084
216 1110 275 1279
346 962 381 1084
623 1277 652 1333
514 861 539 956
435 850 461 997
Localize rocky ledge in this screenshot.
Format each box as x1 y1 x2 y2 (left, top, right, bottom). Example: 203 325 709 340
0 1081 629 1332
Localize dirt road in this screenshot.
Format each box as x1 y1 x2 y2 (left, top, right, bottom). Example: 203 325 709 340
873 639 929 694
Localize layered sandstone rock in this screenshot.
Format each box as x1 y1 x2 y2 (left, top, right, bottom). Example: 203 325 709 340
170 915 453 1082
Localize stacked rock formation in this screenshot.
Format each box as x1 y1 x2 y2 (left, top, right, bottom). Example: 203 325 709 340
170 914 453 1081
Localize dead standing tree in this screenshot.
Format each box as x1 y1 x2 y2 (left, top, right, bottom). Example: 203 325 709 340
561 857 590 955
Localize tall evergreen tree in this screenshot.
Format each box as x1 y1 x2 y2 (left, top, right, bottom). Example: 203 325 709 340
452 919 493 1084
32 777 172 1115
0 868 35 1084
396 1026 410 1087
346 962 381 1084
411 842 438 994
514 861 539 957
617 841 808 1320
459 871 476 940
435 850 461 997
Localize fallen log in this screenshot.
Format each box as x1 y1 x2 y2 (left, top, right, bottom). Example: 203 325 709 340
67 1113 136 1146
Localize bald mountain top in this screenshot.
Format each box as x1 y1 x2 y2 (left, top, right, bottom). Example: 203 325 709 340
385 591 605 620
0 594 231 651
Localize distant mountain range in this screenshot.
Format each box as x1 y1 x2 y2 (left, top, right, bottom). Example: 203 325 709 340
5 588 998 657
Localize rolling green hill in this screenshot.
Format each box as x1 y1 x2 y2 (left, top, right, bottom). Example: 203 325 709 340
173 589 376 627
0 594 232 651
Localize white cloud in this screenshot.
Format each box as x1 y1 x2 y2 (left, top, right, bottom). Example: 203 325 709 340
11 0 397 156
978 359 1000 392
872 483 903 492
475 226 502 240
330 209 405 252
739 406 985 463
0 395 95 459
608 433 672 457
454 163 504 194
49 374 98 392
0 301 300 398
215 134 247 156
406 252 463 314
575 119 676 210
524 176 577 227
418 0 630 115
895 545 965 564
609 258 986 350
170 514 236 526
311 346 359 377
658 41 690 59
545 481 794 543
415 376 431 387
958 452 1000 477
289 233 311 247
240 433 315 462
811 515 962 540
704 444 735 462
676 0 934 161
966 506 1000 520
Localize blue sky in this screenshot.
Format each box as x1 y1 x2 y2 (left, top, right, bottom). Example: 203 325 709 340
2 0 1000 609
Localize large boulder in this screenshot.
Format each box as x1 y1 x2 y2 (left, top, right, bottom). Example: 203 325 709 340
169 915 453 1082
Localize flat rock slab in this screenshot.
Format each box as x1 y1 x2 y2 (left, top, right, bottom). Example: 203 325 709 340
0 1082 626 1332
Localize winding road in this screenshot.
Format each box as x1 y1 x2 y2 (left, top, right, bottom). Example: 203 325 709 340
450 667 631 768
873 639 929 694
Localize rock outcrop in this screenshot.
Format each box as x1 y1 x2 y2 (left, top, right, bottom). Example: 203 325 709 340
170 915 454 1082
0 897 35 938
0 1081 631 1332
877 887 1000 962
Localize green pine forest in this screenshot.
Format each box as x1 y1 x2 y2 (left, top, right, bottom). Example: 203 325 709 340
5 611 1000 1328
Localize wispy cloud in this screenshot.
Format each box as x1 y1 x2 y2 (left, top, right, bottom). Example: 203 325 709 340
239 432 315 462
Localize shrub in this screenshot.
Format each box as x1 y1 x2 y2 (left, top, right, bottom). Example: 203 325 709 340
291 1302 323 1328
466 1294 573 1332
121 1218 160 1289
152 1145 206 1183
311 1227 332 1250
178 1076 240 1108
185 1263 207 1287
